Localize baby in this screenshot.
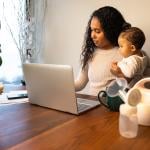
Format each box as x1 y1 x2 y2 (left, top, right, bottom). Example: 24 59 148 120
110 27 148 88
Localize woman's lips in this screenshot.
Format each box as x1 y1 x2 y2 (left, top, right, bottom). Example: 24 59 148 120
93 41 98 45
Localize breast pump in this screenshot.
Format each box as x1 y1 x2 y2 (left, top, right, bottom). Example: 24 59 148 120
107 77 150 126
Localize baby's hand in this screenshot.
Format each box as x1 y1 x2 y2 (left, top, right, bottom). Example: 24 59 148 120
110 61 122 76
111 61 118 71
111 61 117 65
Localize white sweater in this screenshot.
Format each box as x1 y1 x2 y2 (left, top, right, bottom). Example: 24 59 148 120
75 47 122 96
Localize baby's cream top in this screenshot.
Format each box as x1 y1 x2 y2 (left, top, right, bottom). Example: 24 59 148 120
75 47 122 96
118 52 148 88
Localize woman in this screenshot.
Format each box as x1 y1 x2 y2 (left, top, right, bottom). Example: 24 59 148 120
75 6 131 96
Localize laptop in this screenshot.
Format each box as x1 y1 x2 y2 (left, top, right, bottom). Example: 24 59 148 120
23 63 100 115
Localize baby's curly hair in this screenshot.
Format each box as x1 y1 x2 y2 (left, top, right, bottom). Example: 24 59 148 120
81 6 131 69
119 27 145 50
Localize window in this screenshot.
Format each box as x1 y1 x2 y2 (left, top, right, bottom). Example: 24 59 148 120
0 0 46 85
0 0 26 84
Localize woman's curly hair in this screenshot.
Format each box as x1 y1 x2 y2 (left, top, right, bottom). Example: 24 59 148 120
81 6 131 69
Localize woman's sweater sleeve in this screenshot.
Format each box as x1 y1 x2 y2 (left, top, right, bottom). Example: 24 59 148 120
74 65 89 91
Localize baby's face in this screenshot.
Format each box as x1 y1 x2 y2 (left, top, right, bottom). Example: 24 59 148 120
118 37 134 58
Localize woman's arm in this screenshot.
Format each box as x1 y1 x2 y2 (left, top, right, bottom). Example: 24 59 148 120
75 65 89 91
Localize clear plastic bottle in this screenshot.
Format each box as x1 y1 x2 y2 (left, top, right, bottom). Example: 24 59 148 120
119 104 138 138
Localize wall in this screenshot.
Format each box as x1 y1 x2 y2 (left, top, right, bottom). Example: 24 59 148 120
43 0 150 93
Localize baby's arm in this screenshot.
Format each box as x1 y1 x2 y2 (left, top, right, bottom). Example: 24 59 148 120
117 57 140 78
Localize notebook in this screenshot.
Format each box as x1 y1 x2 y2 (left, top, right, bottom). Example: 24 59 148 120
23 63 100 115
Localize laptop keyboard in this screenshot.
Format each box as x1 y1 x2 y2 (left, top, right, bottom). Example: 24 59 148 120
76 98 100 113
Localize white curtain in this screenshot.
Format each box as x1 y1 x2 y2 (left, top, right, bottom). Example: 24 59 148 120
0 0 46 83
29 0 47 63
0 0 25 83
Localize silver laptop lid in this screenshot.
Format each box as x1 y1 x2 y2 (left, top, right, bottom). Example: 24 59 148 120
23 63 78 114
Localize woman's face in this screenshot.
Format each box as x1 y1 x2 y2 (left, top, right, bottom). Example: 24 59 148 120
90 17 112 49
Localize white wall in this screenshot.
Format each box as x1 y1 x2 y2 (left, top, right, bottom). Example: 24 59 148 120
43 0 150 93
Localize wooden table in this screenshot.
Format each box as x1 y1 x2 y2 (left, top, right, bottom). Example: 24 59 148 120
0 94 150 150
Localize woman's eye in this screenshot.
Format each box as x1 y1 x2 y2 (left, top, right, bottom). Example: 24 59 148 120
95 29 100 33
